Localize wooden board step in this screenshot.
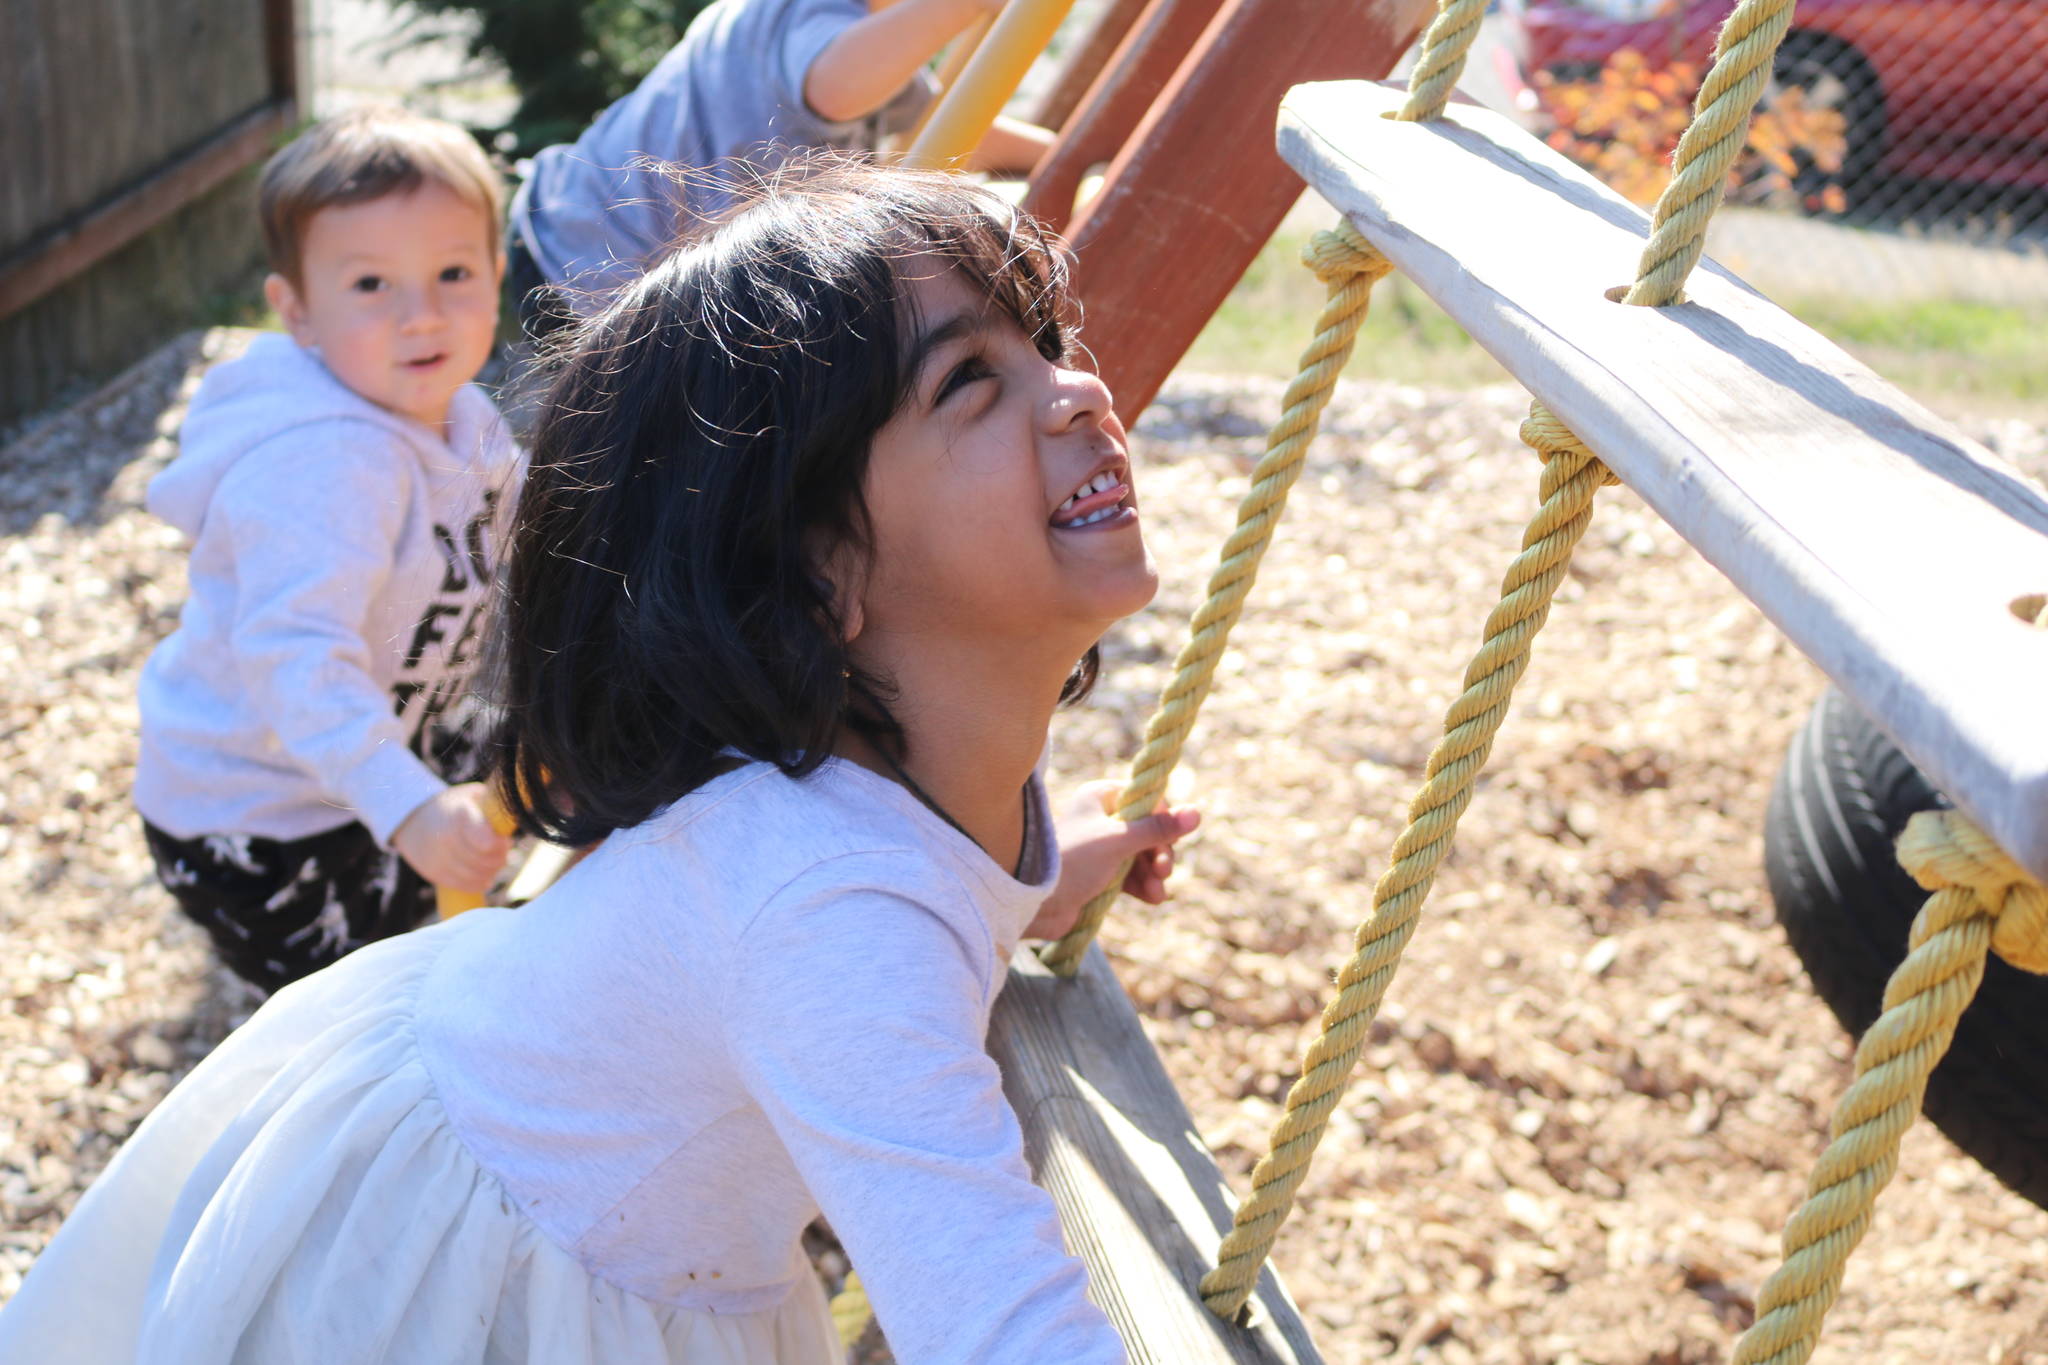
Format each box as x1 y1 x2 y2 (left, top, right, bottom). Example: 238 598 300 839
1275 79 2048 883
989 944 1324 1363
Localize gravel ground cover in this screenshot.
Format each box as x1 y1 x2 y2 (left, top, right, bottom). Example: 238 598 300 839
3 329 2046 1363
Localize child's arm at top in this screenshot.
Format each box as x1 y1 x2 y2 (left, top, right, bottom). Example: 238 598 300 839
802 0 1000 123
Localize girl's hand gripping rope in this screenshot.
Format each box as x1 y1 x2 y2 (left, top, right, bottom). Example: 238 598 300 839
1028 780 1201 941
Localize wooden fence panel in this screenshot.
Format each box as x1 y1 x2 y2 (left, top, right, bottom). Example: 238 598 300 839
1 0 293 427
3 0 274 259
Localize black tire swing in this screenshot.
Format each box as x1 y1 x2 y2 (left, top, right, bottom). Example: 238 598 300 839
1764 686 2048 1209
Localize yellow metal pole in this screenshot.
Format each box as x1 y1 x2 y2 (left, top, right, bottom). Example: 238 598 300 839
897 11 996 153
936 11 997 88
904 0 1078 167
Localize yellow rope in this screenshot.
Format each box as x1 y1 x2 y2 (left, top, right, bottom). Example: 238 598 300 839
1038 224 1393 977
1199 404 1616 1318
1041 0 1989 1335
1625 0 1798 305
1731 812 2048 1365
1397 0 1798 302
831 1270 872 1350
1396 0 1491 124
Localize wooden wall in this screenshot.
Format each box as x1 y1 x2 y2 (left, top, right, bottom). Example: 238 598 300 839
1 0 295 430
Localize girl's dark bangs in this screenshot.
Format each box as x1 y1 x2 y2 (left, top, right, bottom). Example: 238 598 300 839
918 190 1074 357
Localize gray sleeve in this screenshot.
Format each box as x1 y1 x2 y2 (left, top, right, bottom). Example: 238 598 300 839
212 430 445 843
766 4 939 146
722 854 1126 1364
769 0 871 120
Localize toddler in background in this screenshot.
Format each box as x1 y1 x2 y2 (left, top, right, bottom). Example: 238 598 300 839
0 162 1195 1364
507 0 1054 327
135 107 520 992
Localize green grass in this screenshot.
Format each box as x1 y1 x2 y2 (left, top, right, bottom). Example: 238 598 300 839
1181 230 1510 389
1779 296 2048 408
192 228 2048 414
1184 229 2048 413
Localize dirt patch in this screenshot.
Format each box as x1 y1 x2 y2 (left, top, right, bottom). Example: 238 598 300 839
4 332 2047 1363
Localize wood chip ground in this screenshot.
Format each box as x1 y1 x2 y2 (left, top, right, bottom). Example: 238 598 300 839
4 330 2046 1363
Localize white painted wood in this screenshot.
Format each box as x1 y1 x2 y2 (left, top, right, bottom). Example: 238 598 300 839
1276 79 2048 884
504 841 582 905
989 945 1324 1363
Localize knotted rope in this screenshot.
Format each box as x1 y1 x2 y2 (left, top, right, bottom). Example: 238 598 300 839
1625 0 1798 305
1040 224 1393 976
1199 405 1615 1318
1397 0 1799 306
1396 0 1491 124
1185 0 1797 1308
1035 0 2005 1341
1731 811 2048 1365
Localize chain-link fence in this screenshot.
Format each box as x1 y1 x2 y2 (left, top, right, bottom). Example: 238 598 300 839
1494 0 2048 253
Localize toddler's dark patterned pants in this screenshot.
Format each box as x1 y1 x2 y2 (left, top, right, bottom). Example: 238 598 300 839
143 820 436 994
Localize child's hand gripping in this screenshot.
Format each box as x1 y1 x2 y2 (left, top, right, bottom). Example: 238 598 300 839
1026 780 1201 942
393 782 514 896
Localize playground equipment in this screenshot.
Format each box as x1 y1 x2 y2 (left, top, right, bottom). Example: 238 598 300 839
905 0 1436 420
1022 0 2048 1357
1129 70 2048 1354
452 0 2048 1354
1006 0 2048 1356
902 0 1079 167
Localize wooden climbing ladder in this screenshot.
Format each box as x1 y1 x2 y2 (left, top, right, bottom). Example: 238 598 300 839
989 0 2048 1356
1007 0 2048 1347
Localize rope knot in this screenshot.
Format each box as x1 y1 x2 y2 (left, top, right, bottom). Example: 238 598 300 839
1896 809 2048 973
1301 222 1391 287
1519 402 1619 487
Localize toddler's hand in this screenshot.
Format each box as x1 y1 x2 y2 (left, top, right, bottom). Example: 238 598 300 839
393 782 514 895
1026 780 1200 942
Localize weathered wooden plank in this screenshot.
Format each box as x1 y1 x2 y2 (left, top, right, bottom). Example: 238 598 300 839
989 945 1323 1364
0 172 265 430
1021 0 1228 233
1062 0 1435 423
265 0 303 104
1276 79 2048 882
1030 0 1153 133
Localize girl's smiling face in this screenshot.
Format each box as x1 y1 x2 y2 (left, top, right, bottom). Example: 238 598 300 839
850 262 1159 665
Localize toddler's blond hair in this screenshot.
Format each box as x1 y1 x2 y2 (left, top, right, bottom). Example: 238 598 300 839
259 106 504 283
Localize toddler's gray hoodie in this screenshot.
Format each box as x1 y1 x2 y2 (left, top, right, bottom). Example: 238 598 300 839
135 334 520 846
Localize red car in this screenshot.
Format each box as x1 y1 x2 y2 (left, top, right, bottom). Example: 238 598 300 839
1496 0 2048 192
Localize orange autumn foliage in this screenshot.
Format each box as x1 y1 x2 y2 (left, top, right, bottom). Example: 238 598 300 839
1535 49 1851 214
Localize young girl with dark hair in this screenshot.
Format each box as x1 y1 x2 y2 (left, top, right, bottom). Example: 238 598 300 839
0 162 1196 1364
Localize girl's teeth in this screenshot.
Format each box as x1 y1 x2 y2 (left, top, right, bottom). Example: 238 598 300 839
1060 471 1119 509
